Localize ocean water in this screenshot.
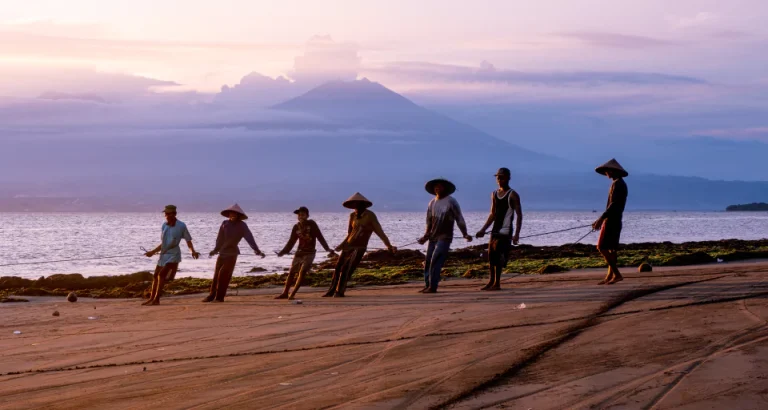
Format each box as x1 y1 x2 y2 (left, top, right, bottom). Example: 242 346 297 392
1 211 767 279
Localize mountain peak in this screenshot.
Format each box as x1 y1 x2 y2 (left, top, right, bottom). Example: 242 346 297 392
271 79 419 116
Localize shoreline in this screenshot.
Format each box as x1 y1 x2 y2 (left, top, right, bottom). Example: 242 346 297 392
3 238 768 301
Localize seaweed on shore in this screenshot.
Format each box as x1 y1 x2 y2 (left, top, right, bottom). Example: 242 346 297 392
3 239 768 299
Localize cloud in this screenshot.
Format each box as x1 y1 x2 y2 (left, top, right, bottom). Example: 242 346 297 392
555 32 677 49
695 127 768 140
290 35 360 85
668 12 718 30
364 61 706 88
0 65 178 98
216 72 301 107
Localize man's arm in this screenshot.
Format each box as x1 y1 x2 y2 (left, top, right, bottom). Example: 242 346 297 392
594 182 627 229
278 225 299 256
476 192 496 237
242 224 265 257
371 213 395 251
145 244 162 257
512 192 523 244
452 198 471 240
182 226 199 259
312 221 334 253
209 222 225 256
335 214 354 251
419 202 433 244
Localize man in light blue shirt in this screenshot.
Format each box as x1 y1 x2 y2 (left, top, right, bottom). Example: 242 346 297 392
143 205 199 305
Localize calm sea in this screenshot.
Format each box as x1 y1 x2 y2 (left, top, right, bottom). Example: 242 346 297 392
1 211 767 279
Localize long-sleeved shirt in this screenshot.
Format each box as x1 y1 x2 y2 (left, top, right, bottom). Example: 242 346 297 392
341 210 392 250
211 220 260 257
423 196 469 243
279 220 332 255
600 178 628 222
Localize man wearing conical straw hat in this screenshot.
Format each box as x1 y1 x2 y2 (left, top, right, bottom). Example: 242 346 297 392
204 203 265 302
417 178 472 293
592 159 629 285
324 193 396 297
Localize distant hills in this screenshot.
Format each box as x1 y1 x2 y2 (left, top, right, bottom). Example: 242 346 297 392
0 79 767 212
726 203 768 211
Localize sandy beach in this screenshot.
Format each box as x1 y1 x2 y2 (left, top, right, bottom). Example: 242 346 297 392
2 262 768 409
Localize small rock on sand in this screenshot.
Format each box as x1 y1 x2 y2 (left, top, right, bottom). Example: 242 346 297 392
638 263 653 272
52 311 60 317
67 292 78 303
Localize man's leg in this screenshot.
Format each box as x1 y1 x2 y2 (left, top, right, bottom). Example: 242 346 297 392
422 241 436 292
289 254 315 299
204 257 224 302
489 237 511 290
325 251 349 297
482 239 496 290
214 256 238 301
605 250 623 284
336 249 364 296
426 241 450 292
597 247 615 285
143 265 162 305
149 263 175 305
278 256 301 299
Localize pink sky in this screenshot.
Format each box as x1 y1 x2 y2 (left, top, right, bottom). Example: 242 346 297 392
2 0 767 92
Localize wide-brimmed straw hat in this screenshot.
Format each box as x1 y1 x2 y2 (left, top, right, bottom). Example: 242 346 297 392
595 158 629 178
425 178 456 196
221 203 248 220
342 192 373 209
162 205 177 214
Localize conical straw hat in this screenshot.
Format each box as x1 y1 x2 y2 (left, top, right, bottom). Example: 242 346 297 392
342 192 373 209
595 158 629 178
221 203 248 220
425 178 456 196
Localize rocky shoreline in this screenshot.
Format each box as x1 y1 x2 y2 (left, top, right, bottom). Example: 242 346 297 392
2 239 767 300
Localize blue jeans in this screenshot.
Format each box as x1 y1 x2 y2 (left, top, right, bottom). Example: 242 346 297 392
424 240 450 290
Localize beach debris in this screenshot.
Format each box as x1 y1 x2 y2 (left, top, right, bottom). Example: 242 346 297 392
638 263 653 272
717 258 724 263
292 300 303 305
87 316 99 320
1 297 29 303
143 367 147 372
52 311 60 317
518 303 527 309
537 264 568 274
67 292 78 303
277 316 283 319
13 330 22 335
279 382 292 386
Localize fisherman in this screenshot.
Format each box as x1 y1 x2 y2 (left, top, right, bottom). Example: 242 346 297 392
276 206 336 299
325 193 397 297
476 168 523 291
142 205 200 305
592 159 629 285
204 203 265 302
417 178 472 293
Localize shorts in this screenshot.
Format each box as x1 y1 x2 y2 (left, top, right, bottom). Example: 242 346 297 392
597 220 622 250
154 262 179 280
489 234 512 267
289 252 316 275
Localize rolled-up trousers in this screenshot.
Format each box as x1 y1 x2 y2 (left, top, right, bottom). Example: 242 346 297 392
208 255 238 301
327 248 365 295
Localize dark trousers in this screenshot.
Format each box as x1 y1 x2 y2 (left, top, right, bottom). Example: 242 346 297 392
208 255 238 301
328 248 365 295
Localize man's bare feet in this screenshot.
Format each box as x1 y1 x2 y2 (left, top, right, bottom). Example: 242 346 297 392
480 284 493 291
141 299 153 306
201 297 214 303
212 299 223 303
606 276 624 285
418 287 429 293
288 295 295 300
333 293 345 298
488 285 501 291
149 300 160 305
322 292 334 298
597 280 608 285
423 289 437 294
275 294 288 299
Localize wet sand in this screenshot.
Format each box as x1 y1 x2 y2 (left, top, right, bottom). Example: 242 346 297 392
1 263 768 409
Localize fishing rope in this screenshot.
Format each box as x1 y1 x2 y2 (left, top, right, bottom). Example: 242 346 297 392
0 254 139 268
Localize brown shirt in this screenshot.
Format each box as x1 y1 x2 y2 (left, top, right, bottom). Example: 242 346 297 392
601 178 628 222
278 220 332 255
341 210 392 250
